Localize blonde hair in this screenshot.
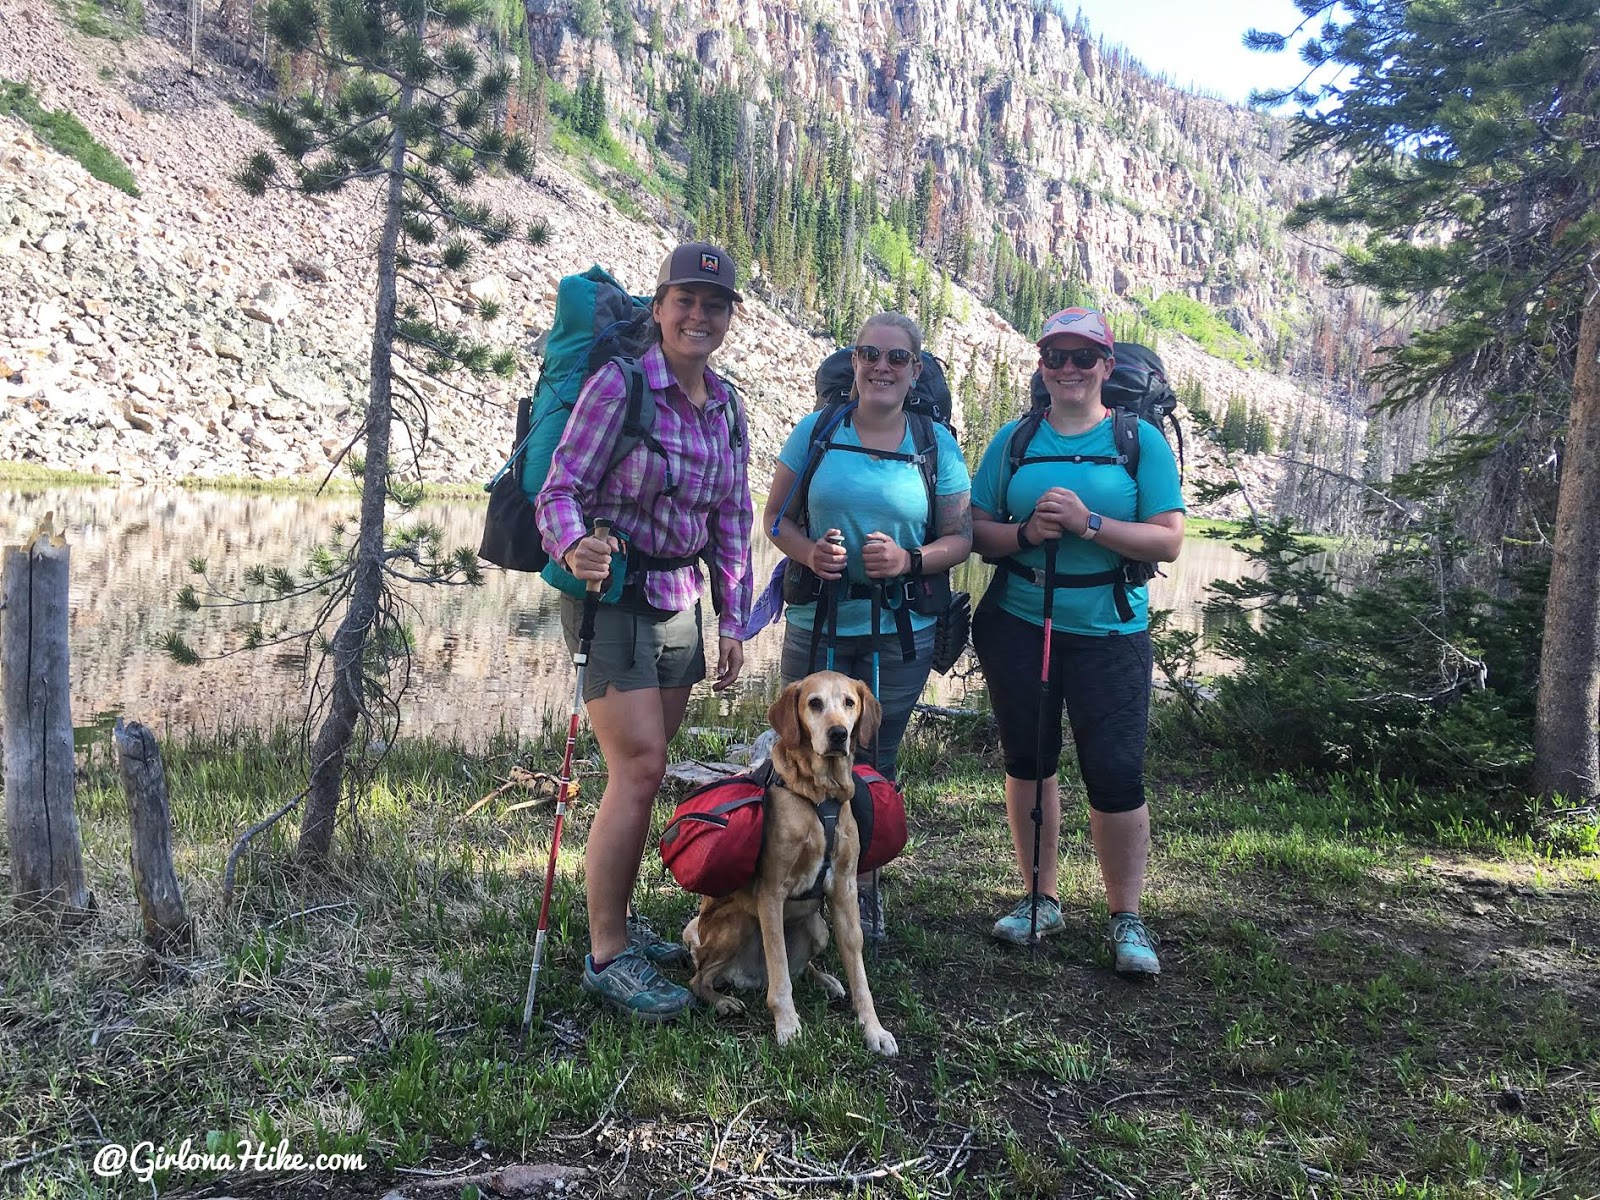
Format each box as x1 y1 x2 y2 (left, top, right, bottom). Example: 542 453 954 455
856 311 923 356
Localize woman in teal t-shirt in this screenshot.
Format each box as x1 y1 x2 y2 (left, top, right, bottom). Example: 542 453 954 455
970 306 1184 975
763 312 972 938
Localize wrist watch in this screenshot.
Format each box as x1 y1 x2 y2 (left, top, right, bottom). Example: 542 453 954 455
1081 513 1103 540
908 546 923 576
1015 521 1036 551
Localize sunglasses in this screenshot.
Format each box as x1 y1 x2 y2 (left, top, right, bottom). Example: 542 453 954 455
1042 346 1108 370
853 344 915 368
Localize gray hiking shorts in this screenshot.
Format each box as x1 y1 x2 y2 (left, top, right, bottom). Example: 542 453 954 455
559 592 706 702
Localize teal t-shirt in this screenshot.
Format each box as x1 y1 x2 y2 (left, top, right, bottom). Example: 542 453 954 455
970 415 1184 635
778 411 971 637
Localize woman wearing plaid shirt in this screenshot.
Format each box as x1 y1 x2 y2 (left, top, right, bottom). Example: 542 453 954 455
536 242 755 1020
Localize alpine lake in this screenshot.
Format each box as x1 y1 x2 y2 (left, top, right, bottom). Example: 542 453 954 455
0 483 1260 749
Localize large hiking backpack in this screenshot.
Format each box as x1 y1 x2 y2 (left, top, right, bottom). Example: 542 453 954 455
479 265 657 572
990 342 1184 624
658 760 907 898
478 265 743 581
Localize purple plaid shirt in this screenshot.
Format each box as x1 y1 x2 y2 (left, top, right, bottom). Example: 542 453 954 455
535 344 754 639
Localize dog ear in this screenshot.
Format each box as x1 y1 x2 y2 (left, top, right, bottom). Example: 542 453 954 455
855 678 882 751
767 680 803 750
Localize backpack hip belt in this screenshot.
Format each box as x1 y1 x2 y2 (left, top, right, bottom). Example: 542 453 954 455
994 558 1137 624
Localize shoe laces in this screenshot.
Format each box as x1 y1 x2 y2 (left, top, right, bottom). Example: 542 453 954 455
607 946 670 993
1011 894 1057 921
1111 914 1156 949
627 916 670 949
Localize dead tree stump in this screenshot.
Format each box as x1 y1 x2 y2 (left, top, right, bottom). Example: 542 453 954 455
113 720 194 952
2 527 94 921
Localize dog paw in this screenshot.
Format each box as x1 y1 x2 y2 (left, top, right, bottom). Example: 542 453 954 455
773 1014 802 1045
713 995 745 1016
863 1026 898 1057
809 966 847 1000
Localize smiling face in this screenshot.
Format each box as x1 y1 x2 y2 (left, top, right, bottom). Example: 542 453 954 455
1038 333 1112 412
851 321 921 413
652 283 733 369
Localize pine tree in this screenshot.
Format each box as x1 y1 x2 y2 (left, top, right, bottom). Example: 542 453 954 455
1251 0 1600 796
216 0 537 861
1221 395 1249 451
570 0 603 40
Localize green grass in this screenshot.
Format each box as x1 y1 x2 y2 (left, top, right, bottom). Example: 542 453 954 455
0 462 108 486
1143 292 1256 367
0 78 139 196
2 715 1597 1197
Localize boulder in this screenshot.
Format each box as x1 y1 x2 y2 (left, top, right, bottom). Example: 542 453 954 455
239 280 299 325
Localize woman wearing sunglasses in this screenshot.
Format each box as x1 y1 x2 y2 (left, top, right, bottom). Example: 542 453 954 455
538 241 755 1020
969 307 1184 974
762 311 972 939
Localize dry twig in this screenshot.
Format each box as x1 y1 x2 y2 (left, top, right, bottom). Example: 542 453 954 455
222 790 306 909
550 1066 635 1141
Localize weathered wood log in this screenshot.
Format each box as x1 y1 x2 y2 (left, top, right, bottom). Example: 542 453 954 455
2 528 94 921
112 719 194 951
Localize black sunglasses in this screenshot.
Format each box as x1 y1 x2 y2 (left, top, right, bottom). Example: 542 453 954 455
853 344 915 367
1042 346 1108 370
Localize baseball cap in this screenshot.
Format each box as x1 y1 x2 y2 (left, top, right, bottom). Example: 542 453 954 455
656 241 743 302
1037 307 1113 352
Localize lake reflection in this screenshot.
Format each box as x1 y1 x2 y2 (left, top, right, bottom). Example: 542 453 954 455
1 486 1256 746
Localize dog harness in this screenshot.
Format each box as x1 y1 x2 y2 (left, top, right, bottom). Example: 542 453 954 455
758 761 846 903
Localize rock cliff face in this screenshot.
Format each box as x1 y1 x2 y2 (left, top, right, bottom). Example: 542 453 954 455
533 0 1345 350
0 0 1331 514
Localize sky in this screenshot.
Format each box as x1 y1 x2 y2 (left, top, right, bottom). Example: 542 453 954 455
1065 0 1315 108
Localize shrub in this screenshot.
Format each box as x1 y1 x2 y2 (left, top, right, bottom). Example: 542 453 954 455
1162 520 1541 790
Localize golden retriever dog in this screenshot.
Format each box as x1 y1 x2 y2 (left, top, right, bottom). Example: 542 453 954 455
681 671 898 1056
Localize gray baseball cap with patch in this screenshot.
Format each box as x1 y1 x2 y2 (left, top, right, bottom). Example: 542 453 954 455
656 241 742 302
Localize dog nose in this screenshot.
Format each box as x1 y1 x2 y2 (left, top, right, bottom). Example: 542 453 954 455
827 725 849 748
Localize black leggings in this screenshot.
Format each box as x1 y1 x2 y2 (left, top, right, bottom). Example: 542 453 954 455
972 605 1152 813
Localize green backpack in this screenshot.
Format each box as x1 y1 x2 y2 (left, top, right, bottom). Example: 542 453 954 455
477 265 743 601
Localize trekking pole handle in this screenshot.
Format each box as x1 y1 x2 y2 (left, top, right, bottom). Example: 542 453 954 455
587 519 613 595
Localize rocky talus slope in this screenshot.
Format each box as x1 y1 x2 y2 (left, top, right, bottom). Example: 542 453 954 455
0 0 1300 512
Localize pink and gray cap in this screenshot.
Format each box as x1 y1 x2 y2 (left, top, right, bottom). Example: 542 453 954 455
1036 306 1114 352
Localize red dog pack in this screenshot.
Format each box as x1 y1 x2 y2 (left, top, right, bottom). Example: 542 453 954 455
660 761 907 897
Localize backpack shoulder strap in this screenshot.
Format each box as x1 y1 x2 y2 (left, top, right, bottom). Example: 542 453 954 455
909 411 939 536
603 357 656 473
995 411 1046 522
784 398 855 525
1112 407 1141 483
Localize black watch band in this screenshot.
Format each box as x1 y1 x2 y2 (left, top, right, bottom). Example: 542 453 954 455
1015 521 1035 551
908 547 923 576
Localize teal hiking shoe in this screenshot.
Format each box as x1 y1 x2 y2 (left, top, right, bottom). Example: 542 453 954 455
991 894 1065 945
1108 912 1160 976
581 947 694 1021
626 914 690 969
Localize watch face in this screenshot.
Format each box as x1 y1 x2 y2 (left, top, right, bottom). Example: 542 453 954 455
1087 514 1102 532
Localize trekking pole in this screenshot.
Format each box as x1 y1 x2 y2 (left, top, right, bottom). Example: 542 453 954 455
1028 535 1059 948
521 518 611 1041
867 576 885 948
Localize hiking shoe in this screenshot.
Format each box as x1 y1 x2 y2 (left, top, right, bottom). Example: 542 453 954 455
581 947 694 1021
991 894 1065 945
626 914 690 969
1108 911 1161 976
857 878 886 943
